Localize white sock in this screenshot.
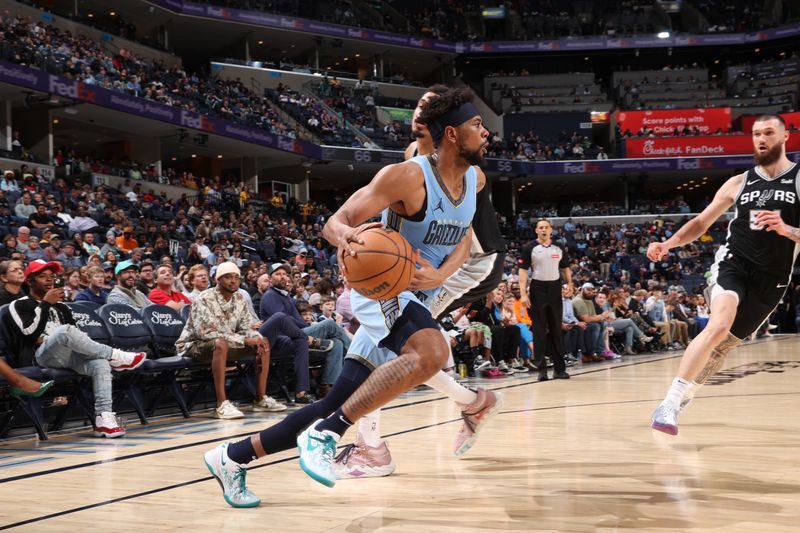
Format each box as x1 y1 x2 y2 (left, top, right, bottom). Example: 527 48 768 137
664 377 691 406
682 381 701 403
425 370 477 406
357 410 383 448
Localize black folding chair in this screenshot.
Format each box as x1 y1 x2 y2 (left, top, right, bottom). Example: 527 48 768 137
97 304 153 425
139 305 194 418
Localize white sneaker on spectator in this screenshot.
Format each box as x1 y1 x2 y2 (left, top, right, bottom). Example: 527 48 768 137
94 411 125 438
215 400 244 419
473 356 491 372
109 349 146 371
253 395 287 412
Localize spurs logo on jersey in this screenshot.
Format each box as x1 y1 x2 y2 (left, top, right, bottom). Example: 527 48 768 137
739 188 796 206
726 163 800 274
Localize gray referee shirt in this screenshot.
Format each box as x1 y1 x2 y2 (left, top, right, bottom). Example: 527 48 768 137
519 240 569 281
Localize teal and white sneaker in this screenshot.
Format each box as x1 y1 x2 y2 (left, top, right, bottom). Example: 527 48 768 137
297 419 338 488
203 442 261 508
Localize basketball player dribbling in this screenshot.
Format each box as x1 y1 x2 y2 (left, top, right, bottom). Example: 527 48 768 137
332 85 509 480
202 88 501 507
650 114 798 434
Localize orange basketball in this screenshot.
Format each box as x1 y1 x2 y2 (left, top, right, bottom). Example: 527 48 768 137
343 228 415 300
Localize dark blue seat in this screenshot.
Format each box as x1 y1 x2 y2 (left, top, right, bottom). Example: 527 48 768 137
97 303 154 424
138 305 194 418
67 301 101 313
69 306 111 345
97 304 152 352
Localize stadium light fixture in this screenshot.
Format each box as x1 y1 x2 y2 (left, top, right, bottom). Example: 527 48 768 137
657 31 670 39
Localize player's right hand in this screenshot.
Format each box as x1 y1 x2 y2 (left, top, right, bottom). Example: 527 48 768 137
337 222 384 275
646 242 670 261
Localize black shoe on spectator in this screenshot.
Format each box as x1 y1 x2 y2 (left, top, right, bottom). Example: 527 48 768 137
294 394 316 405
553 371 570 380
538 369 549 382
309 338 334 352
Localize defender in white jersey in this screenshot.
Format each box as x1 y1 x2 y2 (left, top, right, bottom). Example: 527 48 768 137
335 87 505 480
649 115 799 435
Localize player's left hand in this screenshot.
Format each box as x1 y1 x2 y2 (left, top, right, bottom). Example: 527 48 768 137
408 249 444 291
755 210 790 236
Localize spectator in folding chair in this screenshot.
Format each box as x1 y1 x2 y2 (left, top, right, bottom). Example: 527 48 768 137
250 273 270 315
6 260 146 437
106 260 149 309
175 262 285 419
0 259 25 306
136 260 156 295
0 260 54 397
149 265 191 311
259 262 346 403
74 266 109 305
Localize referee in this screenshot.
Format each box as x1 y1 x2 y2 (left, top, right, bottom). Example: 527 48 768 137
519 219 572 381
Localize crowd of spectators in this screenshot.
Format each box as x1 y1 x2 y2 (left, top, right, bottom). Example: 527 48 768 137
487 130 605 161
194 0 785 43
0 14 333 143
695 0 764 33
266 84 359 146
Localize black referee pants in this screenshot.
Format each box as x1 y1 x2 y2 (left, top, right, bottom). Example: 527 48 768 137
530 280 566 373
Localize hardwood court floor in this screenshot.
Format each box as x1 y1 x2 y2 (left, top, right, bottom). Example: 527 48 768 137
1 336 799 532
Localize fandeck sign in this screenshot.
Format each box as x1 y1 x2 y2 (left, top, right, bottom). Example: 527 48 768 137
626 134 800 158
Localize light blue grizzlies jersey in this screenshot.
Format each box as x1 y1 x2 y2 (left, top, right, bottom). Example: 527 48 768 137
382 154 477 303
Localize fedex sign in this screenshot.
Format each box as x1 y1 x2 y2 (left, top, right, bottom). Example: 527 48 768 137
562 162 602 173
180 110 216 132
48 76 96 102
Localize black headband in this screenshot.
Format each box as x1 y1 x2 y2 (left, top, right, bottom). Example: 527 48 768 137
426 102 480 144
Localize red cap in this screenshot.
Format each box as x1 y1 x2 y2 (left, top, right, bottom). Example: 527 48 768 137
24 260 62 281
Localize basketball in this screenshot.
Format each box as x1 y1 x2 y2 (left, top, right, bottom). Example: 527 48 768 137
343 228 415 300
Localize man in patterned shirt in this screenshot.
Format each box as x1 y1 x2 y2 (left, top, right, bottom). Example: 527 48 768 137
176 262 285 419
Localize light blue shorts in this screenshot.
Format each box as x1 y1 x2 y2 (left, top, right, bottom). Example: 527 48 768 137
346 289 445 369
350 289 428 346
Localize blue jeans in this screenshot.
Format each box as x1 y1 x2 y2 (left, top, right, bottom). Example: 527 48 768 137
304 319 350 385
259 313 309 394
585 322 606 355
610 318 644 348
35 325 114 413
